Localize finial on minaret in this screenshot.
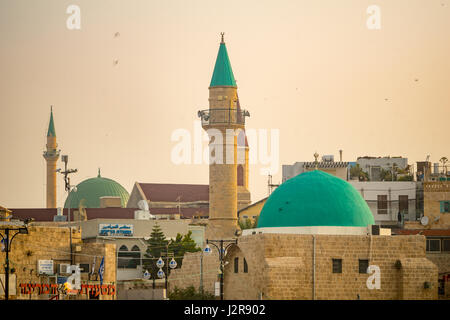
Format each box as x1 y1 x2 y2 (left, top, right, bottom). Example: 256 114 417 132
98 168 101 178
220 32 225 43
314 152 319 170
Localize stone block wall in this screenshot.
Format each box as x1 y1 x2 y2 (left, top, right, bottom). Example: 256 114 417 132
224 233 438 300
400 258 438 300
168 250 220 296
424 182 450 229
0 225 116 300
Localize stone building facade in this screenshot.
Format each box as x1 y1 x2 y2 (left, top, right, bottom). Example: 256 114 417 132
223 233 438 300
0 224 116 300
423 181 450 229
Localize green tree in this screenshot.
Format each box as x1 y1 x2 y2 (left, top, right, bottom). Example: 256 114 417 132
350 164 369 181
143 223 168 280
238 216 258 230
143 225 201 280
168 285 215 300
169 231 201 269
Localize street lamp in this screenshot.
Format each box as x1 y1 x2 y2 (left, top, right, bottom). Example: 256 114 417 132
1 225 28 301
156 245 178 298
58 155 77 265
204 239 237 301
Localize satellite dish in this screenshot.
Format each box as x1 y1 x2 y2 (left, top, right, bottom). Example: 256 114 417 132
143 236 150 241
421 216 429 226
138 200 149 211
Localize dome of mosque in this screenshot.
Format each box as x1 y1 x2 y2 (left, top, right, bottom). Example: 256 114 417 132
257 170 374 228
64 170 129 209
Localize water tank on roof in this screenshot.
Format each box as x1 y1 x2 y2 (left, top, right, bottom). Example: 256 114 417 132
322 155 334 162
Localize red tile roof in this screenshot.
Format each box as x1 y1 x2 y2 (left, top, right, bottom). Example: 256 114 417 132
138 183 209 202
10 208 137 222
9 206 204 221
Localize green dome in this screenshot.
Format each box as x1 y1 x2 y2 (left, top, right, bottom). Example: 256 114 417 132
64 171 129 209
257 170 374 228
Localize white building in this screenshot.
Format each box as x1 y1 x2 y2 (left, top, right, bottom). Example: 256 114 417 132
349 181 419 227
283 155 349 182
356 156 409 181
77 218 205 281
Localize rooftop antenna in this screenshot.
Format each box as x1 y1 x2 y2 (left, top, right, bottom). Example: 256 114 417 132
268 174 280 196
57 154 77 265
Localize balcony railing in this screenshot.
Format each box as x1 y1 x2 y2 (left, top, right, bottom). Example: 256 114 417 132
198 108 250 126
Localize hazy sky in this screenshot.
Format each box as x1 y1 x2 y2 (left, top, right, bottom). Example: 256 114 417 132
1 0 449 208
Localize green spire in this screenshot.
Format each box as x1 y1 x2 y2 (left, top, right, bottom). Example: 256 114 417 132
47 106 56 137
210 33 237 87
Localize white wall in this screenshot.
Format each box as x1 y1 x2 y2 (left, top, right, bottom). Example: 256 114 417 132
349 181 418 224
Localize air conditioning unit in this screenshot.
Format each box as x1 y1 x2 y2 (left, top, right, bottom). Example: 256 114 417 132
59 263 71 274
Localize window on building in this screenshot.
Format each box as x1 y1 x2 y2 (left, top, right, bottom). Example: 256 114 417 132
130 245 141 268
234 257 239 273
440 201 450 213
441 239 450 252
237 165 244 186
118 245 141 269
332 259 342 273
118 245 129 268
399 195 409 215
359 259 369 274
79 263 90 273
426 239 441 252
377 195 388 215
244 258 248 273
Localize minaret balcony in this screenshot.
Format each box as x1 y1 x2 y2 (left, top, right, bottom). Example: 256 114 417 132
197 108 250 127
43 150 61 158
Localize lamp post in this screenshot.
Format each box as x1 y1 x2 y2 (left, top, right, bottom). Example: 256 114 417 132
58 155 77 265
204 239 237 300
156 245 177 299
1 226 29 301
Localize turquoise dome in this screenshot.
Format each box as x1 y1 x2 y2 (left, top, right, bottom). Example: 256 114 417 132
257 170 374 228
64 171 129 209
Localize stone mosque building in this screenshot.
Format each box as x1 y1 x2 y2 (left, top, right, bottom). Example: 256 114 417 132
223 171 438 299
7 34 442 300
169 36 440 300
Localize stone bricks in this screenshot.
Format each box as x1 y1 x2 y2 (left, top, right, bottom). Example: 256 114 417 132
0 225 116 300
223 233 438 300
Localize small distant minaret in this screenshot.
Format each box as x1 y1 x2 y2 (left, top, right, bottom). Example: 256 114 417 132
43 106 60 208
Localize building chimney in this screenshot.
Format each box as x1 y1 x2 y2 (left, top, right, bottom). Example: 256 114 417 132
339 150 343 162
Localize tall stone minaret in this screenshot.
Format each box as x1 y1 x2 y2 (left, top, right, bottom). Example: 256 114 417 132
199 34 250 239
43 106 60 208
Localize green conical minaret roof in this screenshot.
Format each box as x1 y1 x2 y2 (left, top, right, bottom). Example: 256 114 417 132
47 106 56 137
210 33 237 87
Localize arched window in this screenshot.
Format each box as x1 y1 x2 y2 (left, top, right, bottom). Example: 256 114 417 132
234 257 239 273
130 245 141 268
118 245 129 268
237 165 244 186
118 244 141 269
